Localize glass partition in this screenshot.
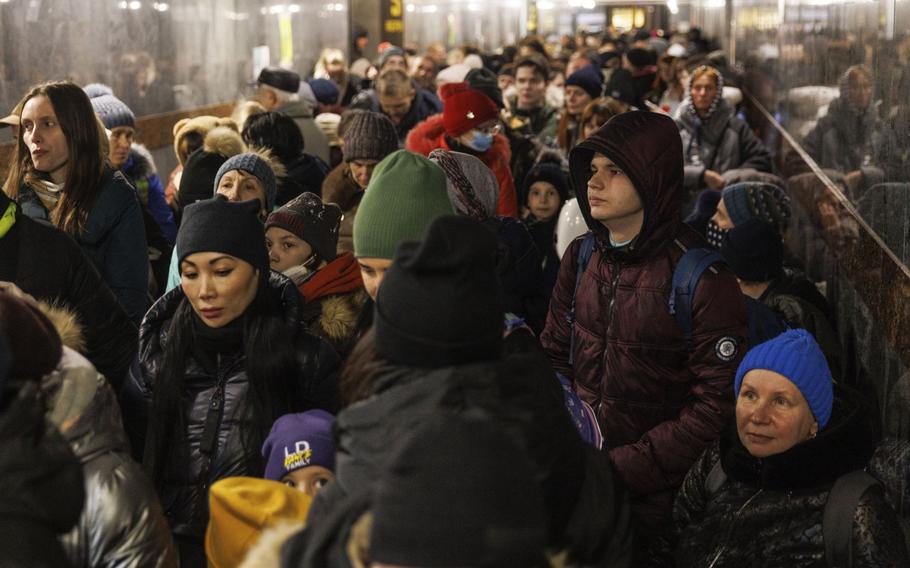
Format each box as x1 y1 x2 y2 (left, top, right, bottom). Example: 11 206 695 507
687 0 910 438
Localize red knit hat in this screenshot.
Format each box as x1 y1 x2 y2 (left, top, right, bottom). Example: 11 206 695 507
440 82 499 137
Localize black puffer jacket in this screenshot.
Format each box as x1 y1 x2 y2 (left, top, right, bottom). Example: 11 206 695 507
0 191 136 389
673 396 910 568
295 349 635 567
138 273 339 540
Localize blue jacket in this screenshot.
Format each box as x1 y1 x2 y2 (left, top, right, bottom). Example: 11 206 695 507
122 145 178 244
19 170 149 325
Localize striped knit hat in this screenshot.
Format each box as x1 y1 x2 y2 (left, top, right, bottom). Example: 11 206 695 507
735 329 834 428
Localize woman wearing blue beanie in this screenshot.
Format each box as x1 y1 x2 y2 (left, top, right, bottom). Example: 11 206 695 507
670 329 909 567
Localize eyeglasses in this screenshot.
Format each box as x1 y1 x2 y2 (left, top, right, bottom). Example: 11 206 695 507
475 122 501 136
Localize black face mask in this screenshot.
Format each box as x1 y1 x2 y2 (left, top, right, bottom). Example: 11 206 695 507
706 219 729 249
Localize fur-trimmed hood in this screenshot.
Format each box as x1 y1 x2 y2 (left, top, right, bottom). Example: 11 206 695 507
317 290 367 347
173 115 239 165
203 125 247 158
125 143 158 180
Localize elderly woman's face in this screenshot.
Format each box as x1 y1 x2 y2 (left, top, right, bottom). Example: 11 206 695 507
736 369 819 458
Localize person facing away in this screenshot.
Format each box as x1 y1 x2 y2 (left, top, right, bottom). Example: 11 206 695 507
540 110 749 552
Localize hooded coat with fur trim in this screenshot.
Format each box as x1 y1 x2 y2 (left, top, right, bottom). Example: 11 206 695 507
406 114 518 217
672 395 909 567
42 346 178 568
540 111 749 537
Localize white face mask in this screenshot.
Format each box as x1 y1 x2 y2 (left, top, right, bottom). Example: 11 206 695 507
546 84 565 109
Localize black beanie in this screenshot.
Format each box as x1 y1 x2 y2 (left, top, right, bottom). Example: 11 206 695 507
177 195 269 273
465 67 505 109
720 218 784 283
375 215 503 368
178 147 230 210
370 415 548 567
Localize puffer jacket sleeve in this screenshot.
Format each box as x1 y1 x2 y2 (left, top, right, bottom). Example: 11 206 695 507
66 459 178 568
850 485 910 567
609 265 747 495
732 120 772 173
540 236 581 381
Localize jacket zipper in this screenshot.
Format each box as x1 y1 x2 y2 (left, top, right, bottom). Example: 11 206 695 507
200 353 227 490
605 260 622 338
707 487 765 568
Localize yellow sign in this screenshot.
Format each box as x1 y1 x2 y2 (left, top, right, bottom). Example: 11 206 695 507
278 14 293 67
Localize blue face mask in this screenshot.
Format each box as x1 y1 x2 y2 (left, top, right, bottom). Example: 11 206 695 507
466 131 494 152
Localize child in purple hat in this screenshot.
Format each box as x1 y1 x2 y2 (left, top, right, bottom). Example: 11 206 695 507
261 409 336 497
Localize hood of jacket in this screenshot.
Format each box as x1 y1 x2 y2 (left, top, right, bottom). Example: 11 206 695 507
124 143 159 180
569 110 684 261
41 347 131 463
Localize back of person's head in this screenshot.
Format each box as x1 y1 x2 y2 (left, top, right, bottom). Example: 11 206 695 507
720 218 784 284
352 150 453 261
428 149 499 220
579 96 629 135
374 215 503 368
342 111 399 163
84 83 135 130
370 415 548 567
376 68 414 98
7 81 105 236
241 111 304 164
518 35 548 58
721 182 791 233
172 115 239 166
0 291 63 382
177 126 246 210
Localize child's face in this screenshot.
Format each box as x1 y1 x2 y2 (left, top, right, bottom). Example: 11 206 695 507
282 465 335 497
528 181 561 221
266 227 314 273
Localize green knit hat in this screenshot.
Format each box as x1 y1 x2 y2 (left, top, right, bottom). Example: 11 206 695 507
353 150 455 259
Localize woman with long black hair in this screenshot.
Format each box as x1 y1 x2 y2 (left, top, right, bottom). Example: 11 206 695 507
4 81 149 325
138 196 338 566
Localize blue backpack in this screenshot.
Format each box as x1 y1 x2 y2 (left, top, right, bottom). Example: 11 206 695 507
565 232 786 364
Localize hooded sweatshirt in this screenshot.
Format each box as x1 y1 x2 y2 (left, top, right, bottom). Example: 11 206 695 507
540 111 748 537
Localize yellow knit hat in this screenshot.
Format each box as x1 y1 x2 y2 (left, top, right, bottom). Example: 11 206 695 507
205 477 312 567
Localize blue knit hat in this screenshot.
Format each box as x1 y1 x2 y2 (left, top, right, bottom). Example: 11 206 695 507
734 329 834 428
214 152 278 212
84 84 135 130
261 410 336 481
722 182 791 234
308 79 340 106
565 65 604 100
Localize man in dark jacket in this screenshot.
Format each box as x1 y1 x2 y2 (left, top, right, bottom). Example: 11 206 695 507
0 190 136 390
349 68 442 144
540 111 749 553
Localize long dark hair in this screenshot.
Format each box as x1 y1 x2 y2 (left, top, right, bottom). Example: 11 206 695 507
3 81 106 236
144 273 304 486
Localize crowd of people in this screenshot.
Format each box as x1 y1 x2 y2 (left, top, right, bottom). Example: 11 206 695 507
0 24 908 568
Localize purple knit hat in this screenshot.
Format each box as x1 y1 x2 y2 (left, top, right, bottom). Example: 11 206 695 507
261 410 336 481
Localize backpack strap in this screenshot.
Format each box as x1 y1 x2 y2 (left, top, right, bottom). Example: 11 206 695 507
566 232 597 366
669 245 724 345
824 471 880 568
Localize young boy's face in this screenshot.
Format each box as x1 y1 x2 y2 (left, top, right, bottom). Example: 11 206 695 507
282 465 335 497
266 226 314 273
527 181 561 221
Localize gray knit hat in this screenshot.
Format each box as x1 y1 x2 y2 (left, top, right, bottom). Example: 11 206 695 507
428 149 499 220
343 111 399 162
214 152 278 212
84 84 135 130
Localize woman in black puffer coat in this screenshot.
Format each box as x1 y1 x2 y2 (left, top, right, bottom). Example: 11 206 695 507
138 197 339 567
671 330 909 568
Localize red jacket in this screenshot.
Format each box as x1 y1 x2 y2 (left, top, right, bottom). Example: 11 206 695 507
406 114 518 218
540 112 748 533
